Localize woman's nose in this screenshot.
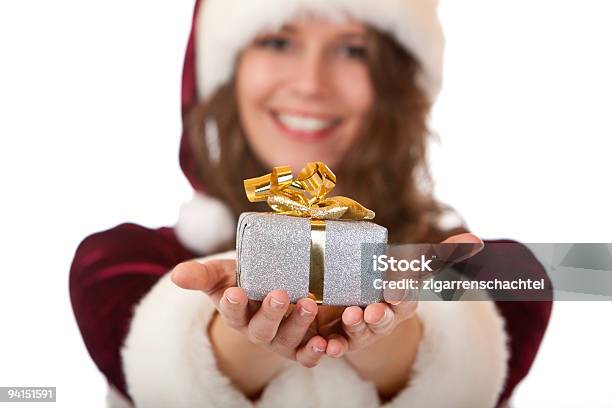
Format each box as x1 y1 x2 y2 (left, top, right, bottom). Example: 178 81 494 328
289 49 329 98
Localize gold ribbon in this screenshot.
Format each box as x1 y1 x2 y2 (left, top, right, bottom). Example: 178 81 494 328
243 162 375 220
243 162 374 304
308 220 326 303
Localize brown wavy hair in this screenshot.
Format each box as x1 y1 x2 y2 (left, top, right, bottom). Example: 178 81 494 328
184 27 469 250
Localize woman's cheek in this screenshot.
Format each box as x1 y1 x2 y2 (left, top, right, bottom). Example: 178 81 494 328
237 53 277 102
333 61 374 114
349 69 375 114
334 67 374 151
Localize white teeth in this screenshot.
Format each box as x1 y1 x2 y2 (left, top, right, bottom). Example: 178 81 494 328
277 113 336 132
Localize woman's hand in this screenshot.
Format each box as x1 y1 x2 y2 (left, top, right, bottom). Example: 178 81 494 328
314 297 419 358
316 232 485 358
171 259 329 368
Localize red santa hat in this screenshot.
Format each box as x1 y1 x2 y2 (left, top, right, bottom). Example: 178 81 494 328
176 0 446 254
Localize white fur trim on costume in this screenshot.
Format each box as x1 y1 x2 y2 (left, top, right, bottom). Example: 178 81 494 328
175 191 235 255
120 247 380 408
121 250 253 408
383 298 510 408
106 385 132 408
195 0 444 103
257 358 380 408
122 248 509 407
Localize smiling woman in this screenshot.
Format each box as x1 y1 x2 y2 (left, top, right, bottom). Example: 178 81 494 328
185 17 458 245
237 18 374 171
68 0 553 407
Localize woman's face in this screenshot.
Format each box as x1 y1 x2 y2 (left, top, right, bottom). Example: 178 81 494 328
236 16 374 173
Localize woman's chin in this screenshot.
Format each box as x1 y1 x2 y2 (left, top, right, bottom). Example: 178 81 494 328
253 132 343 171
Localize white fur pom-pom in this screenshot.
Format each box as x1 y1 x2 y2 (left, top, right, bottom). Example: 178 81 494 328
175 191 235 255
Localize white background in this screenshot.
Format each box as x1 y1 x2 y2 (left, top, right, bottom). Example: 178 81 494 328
1 0 611 406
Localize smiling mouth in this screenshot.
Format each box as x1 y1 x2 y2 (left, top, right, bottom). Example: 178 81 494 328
270 110 342 141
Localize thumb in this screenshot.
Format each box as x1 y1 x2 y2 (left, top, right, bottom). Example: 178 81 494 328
441 232 483 245
171 259 236 304
438 232 484 264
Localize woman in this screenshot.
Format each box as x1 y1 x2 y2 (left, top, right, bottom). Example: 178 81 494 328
70 0 552 406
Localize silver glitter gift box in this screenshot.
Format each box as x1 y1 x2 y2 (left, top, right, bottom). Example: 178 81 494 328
236 212 388 306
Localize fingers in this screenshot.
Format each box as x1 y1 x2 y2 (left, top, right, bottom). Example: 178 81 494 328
247 290 290 344
388 299 418 320
271 298 318 355
340 306 377 353
295 335 327 368
217 287 250 329
383 273 418 306
363 303 395 336
341 306 369 342
440 233 484 263
441 232 483 245
325 334 349 358
171 259 236 305
384 284 419 318
340 301 416 349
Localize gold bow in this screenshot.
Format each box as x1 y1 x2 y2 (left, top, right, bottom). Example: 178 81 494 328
243 162 375 220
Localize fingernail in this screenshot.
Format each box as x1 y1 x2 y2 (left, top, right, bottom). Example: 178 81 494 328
298 305 313 317
394 288 416 304
374 309 392 326
312 345 325 353
225 294 239 304
270 297 286 309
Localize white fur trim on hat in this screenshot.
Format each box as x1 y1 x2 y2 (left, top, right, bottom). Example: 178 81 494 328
195 0 444 103
175 191 235 255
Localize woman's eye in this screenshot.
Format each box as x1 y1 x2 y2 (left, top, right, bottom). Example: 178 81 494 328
339 44 367 59
257 37 292 51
